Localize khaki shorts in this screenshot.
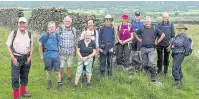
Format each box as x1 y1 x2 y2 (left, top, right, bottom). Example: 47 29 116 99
60 54 74 68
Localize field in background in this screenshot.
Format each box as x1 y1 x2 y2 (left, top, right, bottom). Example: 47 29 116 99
0 24 199 99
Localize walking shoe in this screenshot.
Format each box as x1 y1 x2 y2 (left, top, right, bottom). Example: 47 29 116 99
57 82 63 91
86 83 92 88
157 68 162 74
175 81 181 89
151 75 156 82
46 80 52 89
72 84 78 91
21 92 31 97
67 77 72 84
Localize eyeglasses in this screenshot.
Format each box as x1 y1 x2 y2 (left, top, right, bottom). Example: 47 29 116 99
105 19 112 21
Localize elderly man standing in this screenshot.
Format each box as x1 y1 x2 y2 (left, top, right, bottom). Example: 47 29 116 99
157 12 175 75
134 16 165 82
58 16 77 83
6 17 33 99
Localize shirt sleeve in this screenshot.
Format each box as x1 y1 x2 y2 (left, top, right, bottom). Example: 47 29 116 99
92 41 96 49
78 41 81 48
155 27 163 36
30 32 34 47
130 25 134 33
80 31 85 40
95 30 99 48
6 30 14 47
39 33 46 44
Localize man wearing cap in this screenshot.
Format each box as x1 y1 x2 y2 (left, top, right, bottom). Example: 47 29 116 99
130 11 144 69
167 24 189 89
156 12 175 75
116 13 134 70
134 16 165 82
98 14 115 78
57 16 77 83
6 17 33 99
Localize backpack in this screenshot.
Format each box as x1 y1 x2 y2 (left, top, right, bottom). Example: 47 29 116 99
42 32 59 52
11 30 32 55
99 25 115 48
118 23 131 32
184 37 193 56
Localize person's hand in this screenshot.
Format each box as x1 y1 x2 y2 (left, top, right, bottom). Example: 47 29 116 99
155 40 158 45
138 39 142 43
40 56 43 61
119 40 123 45
109 48 113 53
12 57 19 66
122 40 128 45
98 48 103 53
166 45 171 52
82 57 87 62
25 56 31 64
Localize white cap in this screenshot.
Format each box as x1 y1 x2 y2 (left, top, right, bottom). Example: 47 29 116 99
105 14 112 19
18 17 27 23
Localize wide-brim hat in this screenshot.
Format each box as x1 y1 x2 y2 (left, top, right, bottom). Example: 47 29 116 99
176 24 188 30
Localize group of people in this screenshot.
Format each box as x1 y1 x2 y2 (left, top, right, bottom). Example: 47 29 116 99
6 11 191 99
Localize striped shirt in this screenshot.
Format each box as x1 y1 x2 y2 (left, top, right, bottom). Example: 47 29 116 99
58 26 76 55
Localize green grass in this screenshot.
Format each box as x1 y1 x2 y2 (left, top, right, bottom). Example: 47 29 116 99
0 25 199 99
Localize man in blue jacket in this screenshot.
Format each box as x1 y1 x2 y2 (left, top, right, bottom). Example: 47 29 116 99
98 14 115 78
130 11 144 69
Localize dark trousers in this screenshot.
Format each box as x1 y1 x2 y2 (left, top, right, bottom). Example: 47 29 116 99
100 52 112 76
11 55 31 89
116 43 131 67
157 46 170 73
172 53 184 81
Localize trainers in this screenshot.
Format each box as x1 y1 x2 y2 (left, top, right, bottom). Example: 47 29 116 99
57 82 63 91
46 80 52 89
86 83 92 88
21 92 31 97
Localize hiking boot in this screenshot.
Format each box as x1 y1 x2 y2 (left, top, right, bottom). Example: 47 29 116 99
72 84 78 91
86 83 92 88
46 80 52 89
175 81 181 89
67 77 72 84
57 82 63 91
157 68 162 74
151 76 156 82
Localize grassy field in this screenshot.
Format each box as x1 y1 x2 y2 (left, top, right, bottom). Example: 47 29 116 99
0 25 199 99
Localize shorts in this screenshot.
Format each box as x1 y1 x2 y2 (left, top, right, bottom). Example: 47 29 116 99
60 54 74 68
76 57 93 76
44 56 60 72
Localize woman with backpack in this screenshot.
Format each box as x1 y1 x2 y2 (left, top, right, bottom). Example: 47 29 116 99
116 14 134 71
167 24 190 89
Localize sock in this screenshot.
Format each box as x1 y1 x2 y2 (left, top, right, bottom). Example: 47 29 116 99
13 89 19 99
20 85 26 95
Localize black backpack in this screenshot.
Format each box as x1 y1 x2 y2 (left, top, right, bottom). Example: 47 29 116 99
11 30 32 55
184 37 193 56
42 32 59 52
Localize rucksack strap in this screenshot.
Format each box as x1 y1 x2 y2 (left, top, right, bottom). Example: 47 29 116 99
11 30 32 55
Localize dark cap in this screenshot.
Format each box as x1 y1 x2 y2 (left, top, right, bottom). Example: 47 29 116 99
135 11 140 16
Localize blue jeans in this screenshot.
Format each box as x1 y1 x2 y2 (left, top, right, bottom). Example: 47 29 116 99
44 56 60 72
172 53 185 81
